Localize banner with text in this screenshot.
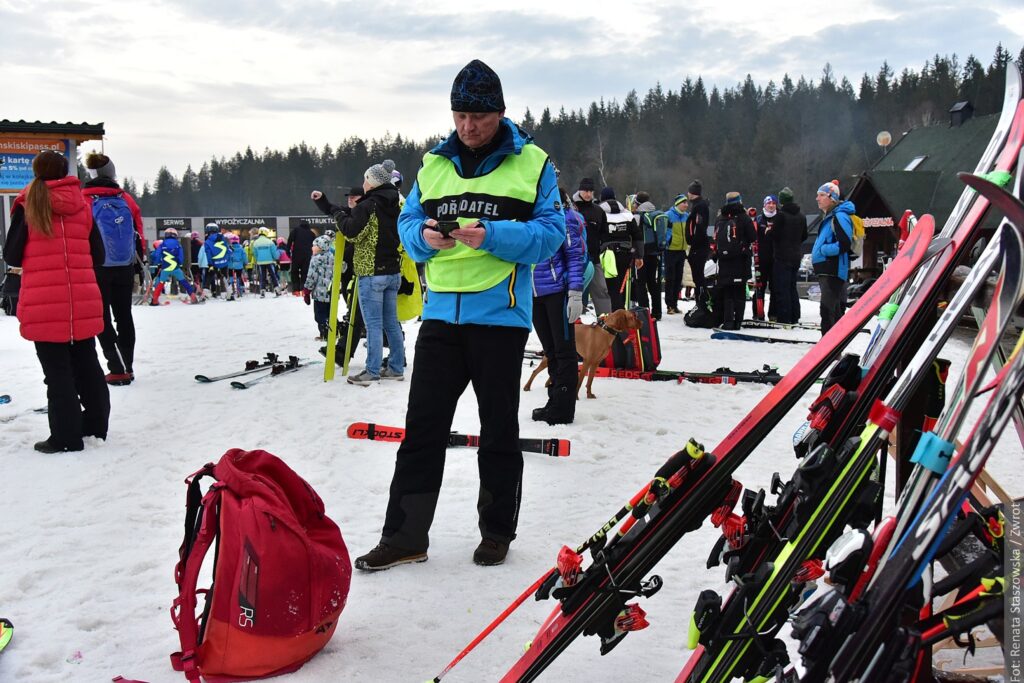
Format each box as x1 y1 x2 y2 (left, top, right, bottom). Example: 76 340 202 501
0 138 68 191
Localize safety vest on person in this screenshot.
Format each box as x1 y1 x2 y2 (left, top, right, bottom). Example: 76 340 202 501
417 144 548 292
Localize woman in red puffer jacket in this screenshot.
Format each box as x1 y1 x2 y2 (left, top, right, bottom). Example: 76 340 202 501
2 150 110 453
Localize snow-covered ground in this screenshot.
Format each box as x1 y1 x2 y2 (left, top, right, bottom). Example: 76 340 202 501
0 294 1018 682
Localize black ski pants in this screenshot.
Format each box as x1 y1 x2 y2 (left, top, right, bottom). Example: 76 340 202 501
633 252 662 319
720 282 746 327
95 266 136 375
772 264 801 325
688 249 709 307
818 275 847 335
34 337 110 449
291 257 310 292
663 249 686 311
605 248 634 312
532 291 577 421
382 321 528 552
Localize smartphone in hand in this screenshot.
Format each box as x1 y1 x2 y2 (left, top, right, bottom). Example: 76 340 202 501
435 220 460 237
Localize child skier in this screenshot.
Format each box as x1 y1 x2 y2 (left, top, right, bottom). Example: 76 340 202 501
252 227 281 297
303 234 335 340
203 222 231 298
227 233 247 298
150 228 199 305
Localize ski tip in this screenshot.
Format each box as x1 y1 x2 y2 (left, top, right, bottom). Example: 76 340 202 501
229 382 247 390
194 375 211 383
960 171 1024 221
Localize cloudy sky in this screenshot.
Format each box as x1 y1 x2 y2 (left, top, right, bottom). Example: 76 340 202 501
3 0 1022 188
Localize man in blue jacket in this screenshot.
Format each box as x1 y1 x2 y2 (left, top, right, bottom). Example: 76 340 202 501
812 181 854 334
355 59 565 571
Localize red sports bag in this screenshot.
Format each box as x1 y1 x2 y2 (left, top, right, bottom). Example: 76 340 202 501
170 449 351 682
600 306 662 371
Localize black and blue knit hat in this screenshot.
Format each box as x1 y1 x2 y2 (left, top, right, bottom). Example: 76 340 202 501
451 60 505 113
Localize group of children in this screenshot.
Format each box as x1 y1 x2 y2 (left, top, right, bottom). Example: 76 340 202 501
147 223 291 304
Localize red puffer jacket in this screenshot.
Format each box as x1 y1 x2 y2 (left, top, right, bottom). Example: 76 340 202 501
14 177 104 342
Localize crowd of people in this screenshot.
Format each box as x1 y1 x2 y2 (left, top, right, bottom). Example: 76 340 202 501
3 60 857 576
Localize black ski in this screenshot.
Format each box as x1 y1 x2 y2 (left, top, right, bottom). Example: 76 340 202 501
710 329 816 345
230 357 316 389
195 353 280 383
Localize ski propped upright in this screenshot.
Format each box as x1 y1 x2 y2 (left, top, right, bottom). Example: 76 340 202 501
347 422 571 457
495 215 938 683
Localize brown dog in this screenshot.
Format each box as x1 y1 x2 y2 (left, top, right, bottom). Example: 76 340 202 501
524 308 642 399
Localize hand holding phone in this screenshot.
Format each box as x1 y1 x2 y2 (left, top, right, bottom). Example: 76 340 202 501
435 220 460 237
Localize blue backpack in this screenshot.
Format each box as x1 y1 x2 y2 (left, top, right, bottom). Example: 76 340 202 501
641 211 671 249
92 194 136 266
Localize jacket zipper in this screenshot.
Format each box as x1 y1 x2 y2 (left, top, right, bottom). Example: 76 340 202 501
61 216 75 342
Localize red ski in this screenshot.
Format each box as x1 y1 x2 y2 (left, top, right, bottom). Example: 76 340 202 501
347 422 570 457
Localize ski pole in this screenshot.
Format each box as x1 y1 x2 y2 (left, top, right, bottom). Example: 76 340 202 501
428 569 554 682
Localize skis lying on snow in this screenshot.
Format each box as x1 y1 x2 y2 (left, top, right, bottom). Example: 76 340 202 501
591 365 782 386
740 319 870 335
230 357 317 389
194 353 282 383
741 319 821 331
0 618 11 654
347 422 571 457
710 329 816 344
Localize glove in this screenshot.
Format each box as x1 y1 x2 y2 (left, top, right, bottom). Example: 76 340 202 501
302 289 311 305
566 290 583 322
310 190 339 217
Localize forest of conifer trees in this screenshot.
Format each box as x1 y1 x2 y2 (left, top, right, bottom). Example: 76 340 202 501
131 44 1024 217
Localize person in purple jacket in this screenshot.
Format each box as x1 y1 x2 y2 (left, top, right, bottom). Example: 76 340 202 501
531 188 587 425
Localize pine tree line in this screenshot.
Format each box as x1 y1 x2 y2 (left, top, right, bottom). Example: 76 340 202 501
133 44 1023 217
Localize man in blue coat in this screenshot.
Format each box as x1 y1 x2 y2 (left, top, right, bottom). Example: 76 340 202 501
811 181 854 334
355 59 564 572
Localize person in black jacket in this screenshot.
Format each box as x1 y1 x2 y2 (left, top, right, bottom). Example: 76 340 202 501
633 192 662 319
599 187 642 311
752 195 778 321
286 220 317 294
771 187 807 325
713 192 756 329
312 165 404 386
572 177 611 315
685 179 711 305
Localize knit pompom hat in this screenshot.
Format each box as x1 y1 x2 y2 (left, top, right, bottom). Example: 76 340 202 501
85 152 116 180
364 163 392 188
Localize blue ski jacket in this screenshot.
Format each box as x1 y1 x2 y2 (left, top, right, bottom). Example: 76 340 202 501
153 237 186 273
398 118 565 329
204 233 230 268
812 200 855 280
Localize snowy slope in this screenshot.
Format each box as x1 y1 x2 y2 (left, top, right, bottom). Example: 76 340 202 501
0 295 1019 682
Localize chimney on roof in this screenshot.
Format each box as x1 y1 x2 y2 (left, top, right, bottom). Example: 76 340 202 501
949 101 974 128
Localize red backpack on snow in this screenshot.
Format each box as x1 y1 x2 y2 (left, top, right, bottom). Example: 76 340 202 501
170 449 351 682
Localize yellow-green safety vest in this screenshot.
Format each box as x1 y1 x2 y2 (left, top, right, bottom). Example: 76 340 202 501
417 144 548 292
